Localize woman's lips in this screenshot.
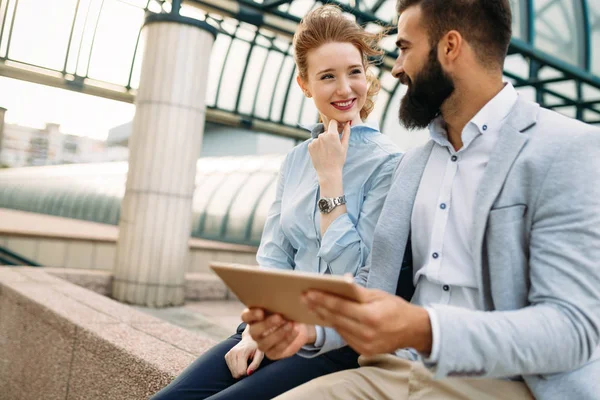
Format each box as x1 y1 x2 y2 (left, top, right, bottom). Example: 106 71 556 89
331 98 356 111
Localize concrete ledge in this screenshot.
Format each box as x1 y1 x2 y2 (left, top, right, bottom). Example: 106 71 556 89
0 208 258 253
43 267 238 301
0 267 216 400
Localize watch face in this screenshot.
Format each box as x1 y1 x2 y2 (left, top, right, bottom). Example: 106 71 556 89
318 198 330 212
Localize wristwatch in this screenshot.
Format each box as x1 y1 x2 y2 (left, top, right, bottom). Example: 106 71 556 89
318 195 346 214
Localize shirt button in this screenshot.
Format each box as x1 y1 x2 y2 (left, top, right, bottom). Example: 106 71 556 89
443 285 450 291
432 252 439 259
483 124 488 131
440 203 447 210
451 155 458 162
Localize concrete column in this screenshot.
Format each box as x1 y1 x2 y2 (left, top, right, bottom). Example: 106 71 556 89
112 12 216 307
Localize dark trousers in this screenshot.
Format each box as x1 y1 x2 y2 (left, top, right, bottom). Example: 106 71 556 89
151 324 359 400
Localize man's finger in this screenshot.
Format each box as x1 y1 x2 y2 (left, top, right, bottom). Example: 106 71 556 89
266 328 300 359
257 322 294 352
308 299 366 335
241 308 265 324
303 290 364 322
248 314 285 340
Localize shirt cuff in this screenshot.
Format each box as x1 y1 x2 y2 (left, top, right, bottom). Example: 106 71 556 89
313 326 325 348
317 213 357 264
422 307 441 364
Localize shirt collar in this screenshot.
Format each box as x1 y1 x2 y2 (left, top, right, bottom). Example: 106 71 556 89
428 82 518 149
299 120 380 139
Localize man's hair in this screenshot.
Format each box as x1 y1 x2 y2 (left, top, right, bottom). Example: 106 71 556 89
396 0 512 68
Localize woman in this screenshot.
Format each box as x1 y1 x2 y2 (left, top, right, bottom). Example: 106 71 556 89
152 6 400 400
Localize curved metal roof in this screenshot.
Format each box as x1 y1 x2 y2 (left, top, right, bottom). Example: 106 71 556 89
0 155 283 246
0 0 597 137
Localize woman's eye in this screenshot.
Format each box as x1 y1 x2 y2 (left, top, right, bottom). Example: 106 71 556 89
320 74 334 80
351 69 362 75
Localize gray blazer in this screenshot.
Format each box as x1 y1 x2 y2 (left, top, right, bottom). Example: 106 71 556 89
303 98 600 399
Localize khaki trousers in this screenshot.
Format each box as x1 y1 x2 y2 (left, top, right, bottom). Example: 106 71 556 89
274 354 534 400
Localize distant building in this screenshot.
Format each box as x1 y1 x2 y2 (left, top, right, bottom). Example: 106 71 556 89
0 108 111 168
107 121 297 159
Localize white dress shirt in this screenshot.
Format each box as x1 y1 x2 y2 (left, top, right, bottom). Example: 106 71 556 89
409 83 519 362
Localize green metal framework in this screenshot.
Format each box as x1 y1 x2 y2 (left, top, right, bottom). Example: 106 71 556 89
0 0 598 135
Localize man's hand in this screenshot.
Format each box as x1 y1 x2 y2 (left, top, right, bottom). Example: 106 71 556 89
241 308 316 360
224 335 264 378
302 285 432 356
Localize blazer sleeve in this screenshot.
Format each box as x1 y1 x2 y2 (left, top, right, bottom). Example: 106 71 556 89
256 154 296 270
430 130 600 379
317 154 401 276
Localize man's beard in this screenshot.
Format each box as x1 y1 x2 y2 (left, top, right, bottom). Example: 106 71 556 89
398 47 455 130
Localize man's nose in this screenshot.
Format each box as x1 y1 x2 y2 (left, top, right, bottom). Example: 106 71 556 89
391 56 405 80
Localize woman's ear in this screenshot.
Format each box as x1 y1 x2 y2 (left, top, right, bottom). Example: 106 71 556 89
297 75 311 98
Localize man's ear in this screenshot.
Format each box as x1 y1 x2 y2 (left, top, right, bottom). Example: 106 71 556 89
439 30 462 65
297 75 311 98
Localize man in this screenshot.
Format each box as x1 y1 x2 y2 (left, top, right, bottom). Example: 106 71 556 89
242 0 600 398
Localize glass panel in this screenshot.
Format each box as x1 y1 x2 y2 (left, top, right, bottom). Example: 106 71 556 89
76 0 105 76
254 51 286 119
374 0 397 24
87 0 144 85
534 0 582 67
8 0 79 70
250 179 277 243
299 95 319 125
238 46 269 115
589 0 600 76
205 34 232 107
236 23 257 42
270 56 296 121
225 172 274 241
283 79 305 126
65 0 94 74
370 89 389 125
287 0 316 18
203 173 249 238
180 4 206 20
508 0 526 40
218 39 251 111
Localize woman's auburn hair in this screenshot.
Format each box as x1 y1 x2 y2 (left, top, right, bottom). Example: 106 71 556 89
293 5 386 121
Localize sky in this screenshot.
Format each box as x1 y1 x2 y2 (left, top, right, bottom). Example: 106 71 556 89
0 76 135 140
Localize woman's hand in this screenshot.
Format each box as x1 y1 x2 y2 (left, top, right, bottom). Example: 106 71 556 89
308 119 351 184
224 334 264 379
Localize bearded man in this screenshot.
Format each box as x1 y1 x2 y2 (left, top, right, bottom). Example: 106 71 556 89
243 1 600 399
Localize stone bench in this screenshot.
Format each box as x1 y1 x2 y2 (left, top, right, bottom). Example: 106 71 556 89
0 267 217 400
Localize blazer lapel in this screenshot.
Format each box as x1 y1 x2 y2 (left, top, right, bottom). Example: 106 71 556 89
368 141 434 294
470 98 540 309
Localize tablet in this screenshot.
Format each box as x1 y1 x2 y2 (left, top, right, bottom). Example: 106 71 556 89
210 262 363 327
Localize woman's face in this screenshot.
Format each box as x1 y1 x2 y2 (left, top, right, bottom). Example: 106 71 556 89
299 42 368 127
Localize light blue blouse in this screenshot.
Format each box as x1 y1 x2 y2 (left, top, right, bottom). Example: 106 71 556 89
256 121 402 276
